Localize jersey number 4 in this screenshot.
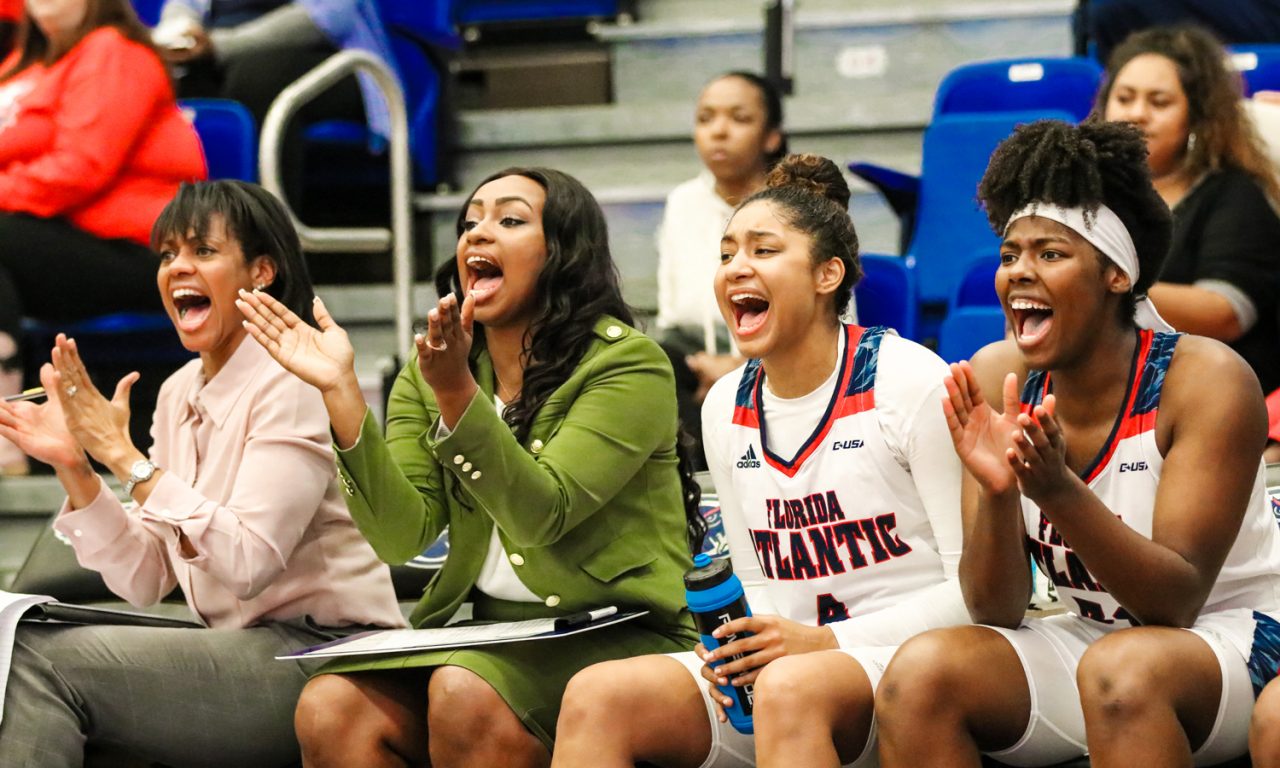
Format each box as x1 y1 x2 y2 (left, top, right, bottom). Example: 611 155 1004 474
816 593 850 625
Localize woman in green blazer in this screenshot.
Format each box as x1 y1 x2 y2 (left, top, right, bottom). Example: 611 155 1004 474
238 167 703 767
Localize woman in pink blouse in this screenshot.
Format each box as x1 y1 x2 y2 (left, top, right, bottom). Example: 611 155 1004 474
0 180 402 767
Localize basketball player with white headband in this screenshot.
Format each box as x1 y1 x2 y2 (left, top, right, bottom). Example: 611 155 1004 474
873 119 1280 768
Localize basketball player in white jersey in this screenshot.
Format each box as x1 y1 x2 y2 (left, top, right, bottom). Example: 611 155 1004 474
875 119 1280 768
550 154 970 768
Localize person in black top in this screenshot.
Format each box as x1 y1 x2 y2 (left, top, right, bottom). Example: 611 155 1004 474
1076 0 1280 62
1100 25 1280 394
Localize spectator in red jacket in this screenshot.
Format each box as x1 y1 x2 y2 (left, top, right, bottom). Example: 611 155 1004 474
0 0 207 474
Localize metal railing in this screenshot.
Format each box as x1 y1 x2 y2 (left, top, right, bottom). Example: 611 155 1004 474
259 49 416 356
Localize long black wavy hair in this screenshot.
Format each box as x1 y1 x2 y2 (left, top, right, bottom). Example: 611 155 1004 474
436 167 707 553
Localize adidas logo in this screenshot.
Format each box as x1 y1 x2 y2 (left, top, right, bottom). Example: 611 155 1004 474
737 446 761 469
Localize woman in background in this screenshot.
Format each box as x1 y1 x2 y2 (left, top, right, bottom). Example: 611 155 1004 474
1100 24 1280 394
655 71 786 465
0 0 205 474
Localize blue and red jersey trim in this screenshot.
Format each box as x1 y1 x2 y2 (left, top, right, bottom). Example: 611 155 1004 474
731 325 887 478
1020 329 1180 484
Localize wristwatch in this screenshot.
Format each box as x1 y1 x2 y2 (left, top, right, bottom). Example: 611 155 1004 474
123 459 157 496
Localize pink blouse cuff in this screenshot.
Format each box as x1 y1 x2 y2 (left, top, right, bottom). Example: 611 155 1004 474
54 476 129 555
138 472 215 563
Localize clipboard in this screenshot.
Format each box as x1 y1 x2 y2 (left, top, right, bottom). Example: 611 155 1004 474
21 602 201 629
277 607 647 660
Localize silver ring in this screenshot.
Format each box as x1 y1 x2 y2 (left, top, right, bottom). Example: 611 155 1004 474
64 385 78 398
427 339 448 352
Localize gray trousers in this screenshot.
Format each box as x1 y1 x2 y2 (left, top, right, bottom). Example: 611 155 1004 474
0 619 331 768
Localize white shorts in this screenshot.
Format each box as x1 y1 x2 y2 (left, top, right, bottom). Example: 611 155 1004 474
668 645 898 768
983 608 1280 767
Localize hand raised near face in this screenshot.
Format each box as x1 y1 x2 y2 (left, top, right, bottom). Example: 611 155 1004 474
237 290 356 394
414 292 477 397
1009 395 1079 505
942 362 1022 495
0 363 86 471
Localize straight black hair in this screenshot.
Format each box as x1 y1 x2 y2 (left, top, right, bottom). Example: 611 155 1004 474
152 180 317 327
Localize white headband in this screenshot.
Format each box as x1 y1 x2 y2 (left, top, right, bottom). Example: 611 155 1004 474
1005 203 1173 332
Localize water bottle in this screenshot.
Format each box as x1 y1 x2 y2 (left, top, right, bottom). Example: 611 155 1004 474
684 553 755 734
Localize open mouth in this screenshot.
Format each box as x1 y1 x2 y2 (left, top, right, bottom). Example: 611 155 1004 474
171 288 211 331
466 255 504 301
729 292 770 336
1010 298 1053 345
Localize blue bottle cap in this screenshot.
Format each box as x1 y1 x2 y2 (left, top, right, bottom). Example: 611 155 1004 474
685 553 734 591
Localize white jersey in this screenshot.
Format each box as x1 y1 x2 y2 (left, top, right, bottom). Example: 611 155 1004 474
1021 329 1280 630
702 325 969 647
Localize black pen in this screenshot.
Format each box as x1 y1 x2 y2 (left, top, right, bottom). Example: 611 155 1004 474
554 606 618 631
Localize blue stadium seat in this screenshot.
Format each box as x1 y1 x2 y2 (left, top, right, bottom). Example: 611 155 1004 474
936 305 1007 363
302 0 451 187
379 0 450 186
180 98 257 182
855 254 917 341
951 251 999 308
1229 45 1280 96
850 57 1097 319
455 0 622 25
905 110 1073 308
933 57 1103 121
129 0 163 26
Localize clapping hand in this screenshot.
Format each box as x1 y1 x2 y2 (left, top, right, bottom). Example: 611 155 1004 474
237 291 356 394
414 292 476 395
0 363 86 470
942 362 1022 496
50 335 139 470
1009 395 1077 505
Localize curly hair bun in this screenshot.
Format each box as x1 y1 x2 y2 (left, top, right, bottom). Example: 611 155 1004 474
765 153 851 210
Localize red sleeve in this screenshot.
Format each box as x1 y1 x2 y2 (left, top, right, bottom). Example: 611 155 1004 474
0 29 174 216
0 0 20 22
1267 389 1280 444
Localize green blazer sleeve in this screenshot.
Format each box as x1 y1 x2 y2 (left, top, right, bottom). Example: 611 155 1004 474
334 362 451 566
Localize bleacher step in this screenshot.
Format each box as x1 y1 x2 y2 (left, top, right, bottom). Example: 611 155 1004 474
604 0 1072 107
